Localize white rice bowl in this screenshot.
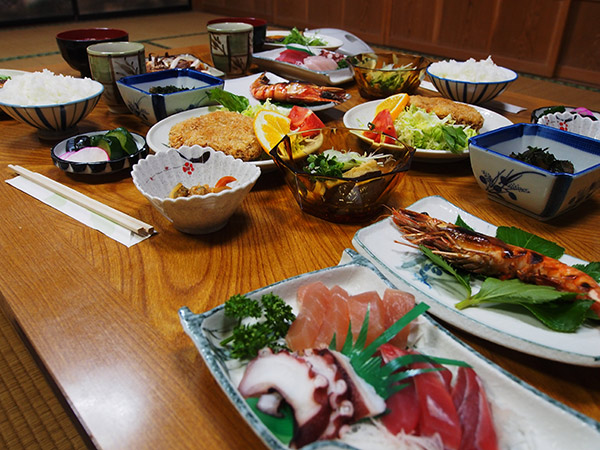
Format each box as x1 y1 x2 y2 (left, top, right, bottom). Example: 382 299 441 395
428 56 515 82
0 69 102 106
0 69 103 135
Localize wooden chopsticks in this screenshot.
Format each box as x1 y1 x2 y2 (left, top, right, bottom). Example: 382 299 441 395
8 164 155 237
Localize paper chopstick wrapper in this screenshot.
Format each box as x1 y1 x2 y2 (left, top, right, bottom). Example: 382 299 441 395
6 165 155 247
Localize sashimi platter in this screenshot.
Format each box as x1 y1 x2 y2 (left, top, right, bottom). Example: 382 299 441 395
180 252 600 450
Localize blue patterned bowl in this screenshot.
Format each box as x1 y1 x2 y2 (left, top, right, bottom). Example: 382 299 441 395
0 81 103 139
469 123 600 220
116 68 224 125
426 64 517 105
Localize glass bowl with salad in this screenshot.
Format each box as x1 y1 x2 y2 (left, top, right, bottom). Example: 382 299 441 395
269 127 415 223
347 52 429 99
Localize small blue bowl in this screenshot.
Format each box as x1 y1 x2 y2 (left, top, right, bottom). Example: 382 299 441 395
116 69 224 125
469 123 600 220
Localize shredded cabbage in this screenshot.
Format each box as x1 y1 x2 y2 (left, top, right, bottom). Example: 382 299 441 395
241 99 290 118
394 105 478 153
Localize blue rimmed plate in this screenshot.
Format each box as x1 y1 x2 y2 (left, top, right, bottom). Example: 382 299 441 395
352 195 600 366
180 250 600 449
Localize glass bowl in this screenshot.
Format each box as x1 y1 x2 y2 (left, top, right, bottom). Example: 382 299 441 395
269 127 415 223
347 52 429 99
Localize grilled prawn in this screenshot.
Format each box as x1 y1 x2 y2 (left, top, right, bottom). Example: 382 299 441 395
250 72 347 104
392 208 600 317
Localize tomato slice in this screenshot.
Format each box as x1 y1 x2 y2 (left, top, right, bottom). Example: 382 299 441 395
289 105 325 137
364 109 397 143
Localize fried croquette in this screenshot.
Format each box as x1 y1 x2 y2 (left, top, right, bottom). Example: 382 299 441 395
408 95 484 130
169 110 262 161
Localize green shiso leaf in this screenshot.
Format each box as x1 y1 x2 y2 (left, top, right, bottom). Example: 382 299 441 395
521 300 594 332
207 89 249 113
246 397 294 444
496 226 565 259
573 262 600 282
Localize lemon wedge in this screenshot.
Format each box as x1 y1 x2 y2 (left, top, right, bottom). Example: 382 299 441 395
253 110 291 152
374 93 409 121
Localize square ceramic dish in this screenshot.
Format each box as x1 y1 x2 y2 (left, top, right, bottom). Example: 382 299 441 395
116 68 224 124
469 123 600 220
179 250 600 449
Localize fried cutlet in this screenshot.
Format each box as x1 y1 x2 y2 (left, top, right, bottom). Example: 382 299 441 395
408 95 484 131
169 110 262 161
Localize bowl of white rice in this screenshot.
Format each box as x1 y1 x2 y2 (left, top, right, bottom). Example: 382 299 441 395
426 56 517 105
0 69 103 138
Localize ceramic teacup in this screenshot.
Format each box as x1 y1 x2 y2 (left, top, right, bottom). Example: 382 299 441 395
87 41 145 113
207 22 253 76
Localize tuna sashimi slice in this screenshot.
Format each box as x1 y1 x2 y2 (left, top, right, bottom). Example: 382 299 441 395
378 344 420 435
347 291 387 346
382 289 416 348
413 361 462 450
286 282 330 351
314 286 350 350
451 367 499 450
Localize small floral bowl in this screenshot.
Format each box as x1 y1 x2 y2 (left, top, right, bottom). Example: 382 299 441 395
531 106 600 141
131 146 260 234
469 123 600 220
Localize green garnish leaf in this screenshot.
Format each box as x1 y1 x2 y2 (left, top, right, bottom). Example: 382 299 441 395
246 397 294 444
521 300 594 332
304 153 345 177
419 245 472 296
335 302 469 398
573 262 600 282
220 293 295 360
496 226 565 259
455 215 474 231
282 27 326 46
455 278 577 310
207 89 250 113
441 125 468 153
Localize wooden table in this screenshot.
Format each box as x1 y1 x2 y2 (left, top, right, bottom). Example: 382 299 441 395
1 45 598 449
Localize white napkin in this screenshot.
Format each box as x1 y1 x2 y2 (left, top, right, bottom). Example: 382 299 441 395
6 176 151 247
419 80 526 114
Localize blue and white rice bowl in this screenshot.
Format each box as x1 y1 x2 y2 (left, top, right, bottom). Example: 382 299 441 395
51 130 148 176
0 72 103 138
427 59 517 105
469 123 600 220
116 68 224 125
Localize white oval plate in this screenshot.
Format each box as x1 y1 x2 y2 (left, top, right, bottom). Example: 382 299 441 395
145 106 275 172
264 30 343 51
180 250 600 449
226 72 350 112
0 68 29 80
352 195 600 367
252 48 354 86
343 99 513 162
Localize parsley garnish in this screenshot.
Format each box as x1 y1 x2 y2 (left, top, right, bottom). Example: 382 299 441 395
220 293 295 360
304 153 345 177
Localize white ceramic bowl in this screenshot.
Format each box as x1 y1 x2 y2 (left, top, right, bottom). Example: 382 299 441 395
531 106 600 140
116 68 224 125
131 146 260 233
0 79 103 138
427 61 517 105
469 123 600 220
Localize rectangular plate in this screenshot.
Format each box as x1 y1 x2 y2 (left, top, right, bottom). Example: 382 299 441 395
352 195 600 367
252 48 354 86
180 250 600 449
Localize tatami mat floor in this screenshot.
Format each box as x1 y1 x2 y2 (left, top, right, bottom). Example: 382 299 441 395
0 8 599 449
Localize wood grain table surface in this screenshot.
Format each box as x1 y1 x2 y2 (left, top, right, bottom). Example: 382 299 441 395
0 45 598 449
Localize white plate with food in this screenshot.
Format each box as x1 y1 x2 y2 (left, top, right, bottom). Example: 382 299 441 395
145 52 224 78
226 72 350 112
180 250 600 449
264 29 343 51
145 105 275 171
343 96 513 162
352 196 600 367
253 48 354 86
